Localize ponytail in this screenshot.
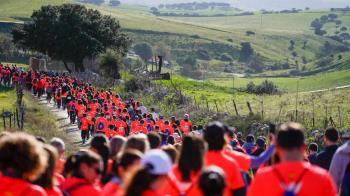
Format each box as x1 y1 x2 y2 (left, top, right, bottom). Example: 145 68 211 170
125 165 157 196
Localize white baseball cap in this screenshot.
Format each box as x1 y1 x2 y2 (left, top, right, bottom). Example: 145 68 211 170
141 150 172 175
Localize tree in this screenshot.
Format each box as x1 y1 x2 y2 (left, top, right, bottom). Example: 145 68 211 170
98 49 122 79
314 28 327 36
340 26 348 31
328 13 338 20
310 19 323 29
12 4 130 72
109 0 121 7
302 40 308 49
320 15 329 23
239 42 254 62
134 42 153 63
150 7 160 15
292 51 298 58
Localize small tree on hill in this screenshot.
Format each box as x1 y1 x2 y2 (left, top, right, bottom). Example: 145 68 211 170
12 4 130 72
98 49 122 79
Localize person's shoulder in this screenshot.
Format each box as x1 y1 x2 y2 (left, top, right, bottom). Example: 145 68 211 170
28 184 47 196
304 162 330 177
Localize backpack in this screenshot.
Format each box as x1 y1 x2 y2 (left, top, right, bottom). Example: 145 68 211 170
97 121 105 130
341 162 350 196
273 167 309 196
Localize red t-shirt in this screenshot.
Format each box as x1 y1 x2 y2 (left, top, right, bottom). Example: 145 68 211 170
95 117 108 133
45 187 63 196
80 117 90 131
159 165 202 196
180 120 192 134
224 149 251 172
247 161 336 196
61 177 100 196
205 150 245 196
0 175 46 196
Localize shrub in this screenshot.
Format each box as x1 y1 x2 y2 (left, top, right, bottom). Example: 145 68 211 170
220 53 233 61
243 80 280 95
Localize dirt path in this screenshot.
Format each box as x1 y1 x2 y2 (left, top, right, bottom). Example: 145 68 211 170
36 96 90 148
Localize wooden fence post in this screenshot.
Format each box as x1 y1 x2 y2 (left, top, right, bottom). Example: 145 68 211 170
232 99 239 116
247 101 253 115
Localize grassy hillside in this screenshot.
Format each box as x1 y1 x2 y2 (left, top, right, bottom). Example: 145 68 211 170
0 0 349 74
157 74 350 128
0 0 72 21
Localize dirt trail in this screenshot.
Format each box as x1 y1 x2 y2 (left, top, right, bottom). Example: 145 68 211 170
36 96 89 148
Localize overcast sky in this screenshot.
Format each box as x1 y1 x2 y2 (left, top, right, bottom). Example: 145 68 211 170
120 0 350 11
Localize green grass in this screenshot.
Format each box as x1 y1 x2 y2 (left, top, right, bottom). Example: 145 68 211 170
0 89 77 155
158 7 241 16
210 69 350 92
156 74 350 129
2 0 349 64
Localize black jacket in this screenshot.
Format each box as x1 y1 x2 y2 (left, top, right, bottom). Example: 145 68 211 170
315 144 338 170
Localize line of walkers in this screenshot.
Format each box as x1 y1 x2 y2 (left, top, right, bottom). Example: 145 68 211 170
1 64 350 195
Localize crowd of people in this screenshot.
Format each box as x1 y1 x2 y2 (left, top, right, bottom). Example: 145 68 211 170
0 63 350 196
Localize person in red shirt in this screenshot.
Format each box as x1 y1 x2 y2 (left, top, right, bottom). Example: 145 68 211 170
34 145 63 196
95 113 108 135
180 114 192 135
112 116 127 137
0 132 47 196
80 113 91 144
160 135 205 196
162 121 174 136
131 120 148 135
203 122 245 196
102 150 142 196
125 150 172 196
247 122 337 196
61 150 102 196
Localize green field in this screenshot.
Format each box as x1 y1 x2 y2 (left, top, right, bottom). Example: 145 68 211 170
157 74 350 128
1 0 349 67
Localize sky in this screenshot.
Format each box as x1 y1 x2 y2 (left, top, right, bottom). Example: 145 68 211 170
119 0 350 11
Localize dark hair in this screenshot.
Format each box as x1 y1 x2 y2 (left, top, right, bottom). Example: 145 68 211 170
112 150 142 177
178 136 205 181
308 143 318 152
325 127 339 142
90 134 110 183
125 166 159 196
33 145 58 188
167 135 175 145
277 122 305 149
161 145 178 164
70 150 101 178
204 122 225 151
199 166 226 196
246 135 255 143
110 136 126 159
147 132 161 149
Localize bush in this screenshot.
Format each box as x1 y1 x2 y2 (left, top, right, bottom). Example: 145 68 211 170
220 53 233 61
196 49 211 60
243 80 280 95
